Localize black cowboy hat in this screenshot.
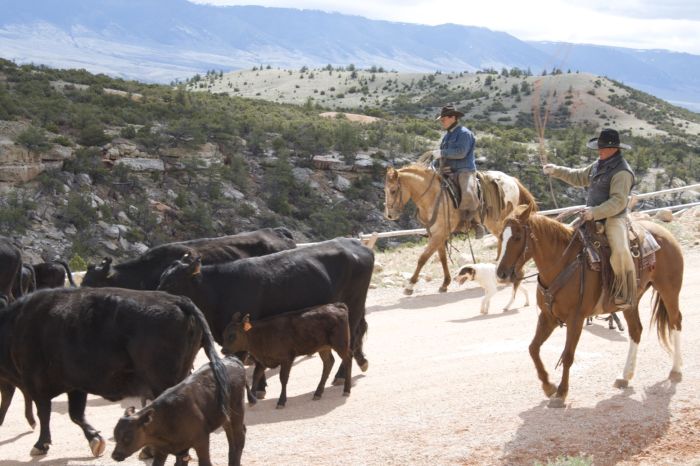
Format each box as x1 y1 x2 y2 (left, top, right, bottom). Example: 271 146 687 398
435 103 465 120
586 128 631 150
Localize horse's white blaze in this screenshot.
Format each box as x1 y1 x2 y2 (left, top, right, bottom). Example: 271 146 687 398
621 341 639 381
671 329 682 372
497 226 513 263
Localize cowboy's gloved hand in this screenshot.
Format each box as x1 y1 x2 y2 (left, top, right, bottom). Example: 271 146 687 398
542 164 556 175
432 149 442 159
581 208 594 221
440 166 452 175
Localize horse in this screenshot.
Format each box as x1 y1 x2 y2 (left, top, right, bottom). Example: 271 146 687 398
384 164 537 295
495 203 683 407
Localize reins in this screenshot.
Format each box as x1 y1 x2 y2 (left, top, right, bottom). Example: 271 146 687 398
523 220 587 329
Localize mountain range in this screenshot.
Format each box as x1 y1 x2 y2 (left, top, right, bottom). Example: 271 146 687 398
1 0 700 111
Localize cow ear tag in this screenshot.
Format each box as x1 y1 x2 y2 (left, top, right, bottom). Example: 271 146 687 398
243 322 253 332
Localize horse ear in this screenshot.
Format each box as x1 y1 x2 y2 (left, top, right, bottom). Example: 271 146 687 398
515 203 533 222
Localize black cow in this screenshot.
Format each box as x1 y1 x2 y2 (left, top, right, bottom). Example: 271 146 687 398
157 237 374 392
82 227 295 290
0 287 228 458
34 260 76 288
0 236 22 306
112 356 250 466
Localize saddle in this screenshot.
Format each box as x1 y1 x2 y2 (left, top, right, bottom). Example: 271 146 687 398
441 171 485 216
577 219 660 308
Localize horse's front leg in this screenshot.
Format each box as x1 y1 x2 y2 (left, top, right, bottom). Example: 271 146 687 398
615 305 642 388
550 314 585 408
436 242 450 292
529 310 558 399
404 241 439 295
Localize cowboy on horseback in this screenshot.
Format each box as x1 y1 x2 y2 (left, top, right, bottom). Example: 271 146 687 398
543 128 636 309
432 104 485 239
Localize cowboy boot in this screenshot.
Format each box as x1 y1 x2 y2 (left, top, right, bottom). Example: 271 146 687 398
457 210 471 233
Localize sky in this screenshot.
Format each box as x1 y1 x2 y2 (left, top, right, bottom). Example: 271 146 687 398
189 0 700 55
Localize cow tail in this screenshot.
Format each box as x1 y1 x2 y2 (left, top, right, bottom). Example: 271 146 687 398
186 299 231 421
55 260 77 287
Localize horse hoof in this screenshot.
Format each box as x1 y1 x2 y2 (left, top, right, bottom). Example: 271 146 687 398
343 390 351 397
548 397 566 408
90 436 106 457
543 383 557 397
332 377 344 386
276 403 285 409
669 371 683 383
29 421 36 430
438 286 448 293
30 444 49 456
614 378 629 389
254 390 266 400
313 394 322 400
403 288 413 296
360 360 369 372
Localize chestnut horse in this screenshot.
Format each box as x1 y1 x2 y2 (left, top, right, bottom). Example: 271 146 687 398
496 204 683 407
384 164 536 295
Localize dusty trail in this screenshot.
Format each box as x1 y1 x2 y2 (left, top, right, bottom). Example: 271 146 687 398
0 247 698 466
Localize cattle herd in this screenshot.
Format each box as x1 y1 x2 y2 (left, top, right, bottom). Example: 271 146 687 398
0 227 375 465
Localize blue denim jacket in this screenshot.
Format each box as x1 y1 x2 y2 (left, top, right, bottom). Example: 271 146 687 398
439 125 476 172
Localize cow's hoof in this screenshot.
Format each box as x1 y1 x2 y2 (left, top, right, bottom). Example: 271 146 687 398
403 288 413 296
139 446 154 460
30 443 49 456
254 390 266 400
614 378 629 389
669 371 682 383
343 391 350 397
90 436 106 457
548 396 566 408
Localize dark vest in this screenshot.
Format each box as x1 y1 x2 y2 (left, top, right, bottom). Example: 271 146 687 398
586 153 635 212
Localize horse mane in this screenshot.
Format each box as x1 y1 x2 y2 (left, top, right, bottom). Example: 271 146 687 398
514 178 538 212
528 213 573 250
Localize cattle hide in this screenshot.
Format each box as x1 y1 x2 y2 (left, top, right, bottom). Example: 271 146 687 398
82 227 295 290
0 287 228 458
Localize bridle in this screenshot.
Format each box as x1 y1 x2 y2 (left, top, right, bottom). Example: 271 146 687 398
387 177 404 214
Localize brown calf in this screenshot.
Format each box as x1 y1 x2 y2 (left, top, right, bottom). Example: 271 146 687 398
223 302 352 408
112 356 252 466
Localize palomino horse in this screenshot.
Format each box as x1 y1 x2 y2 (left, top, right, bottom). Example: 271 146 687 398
384 164 537 295
496 204 683 407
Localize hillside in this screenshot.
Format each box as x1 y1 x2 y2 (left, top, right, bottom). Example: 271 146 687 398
0 60 699 267
197 67 700 138
2 1 700 111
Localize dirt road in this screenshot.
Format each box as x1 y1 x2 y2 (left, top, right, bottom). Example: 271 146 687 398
0 248 698 466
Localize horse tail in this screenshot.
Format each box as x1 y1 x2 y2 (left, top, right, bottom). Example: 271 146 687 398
650 291 672 352
515 178 538 212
